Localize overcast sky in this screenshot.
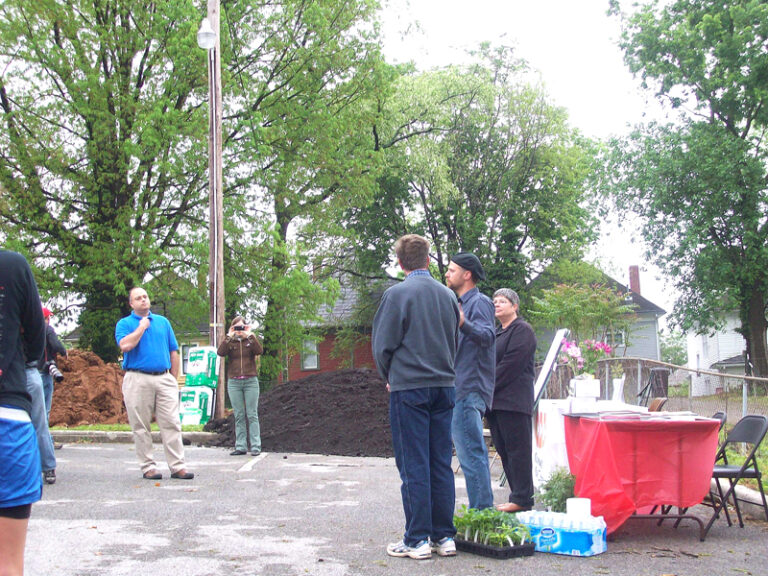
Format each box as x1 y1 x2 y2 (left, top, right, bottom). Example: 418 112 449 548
380 0 675 318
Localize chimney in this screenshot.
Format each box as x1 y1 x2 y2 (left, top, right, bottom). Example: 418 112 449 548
629 265 641 295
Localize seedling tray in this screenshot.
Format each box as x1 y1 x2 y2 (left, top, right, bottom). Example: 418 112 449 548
455 539 535 559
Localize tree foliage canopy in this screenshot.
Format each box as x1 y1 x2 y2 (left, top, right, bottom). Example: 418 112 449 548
605 0 768 375
0 0 209 360
349 45 598 292
217 0 390 381
528 261 637 346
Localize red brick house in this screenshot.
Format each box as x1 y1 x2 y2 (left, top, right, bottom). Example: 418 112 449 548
285 279 395 381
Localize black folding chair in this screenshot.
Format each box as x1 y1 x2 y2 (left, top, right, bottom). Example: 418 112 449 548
712 410 727 432
702 414 768 538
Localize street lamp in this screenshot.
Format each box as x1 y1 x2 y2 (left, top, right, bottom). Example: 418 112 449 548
197 17 216 50
198 0 226 418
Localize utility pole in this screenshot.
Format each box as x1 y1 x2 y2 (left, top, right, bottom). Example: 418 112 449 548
198 0 226 418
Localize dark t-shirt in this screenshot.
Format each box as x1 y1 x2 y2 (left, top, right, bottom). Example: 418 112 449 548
0 250 45 413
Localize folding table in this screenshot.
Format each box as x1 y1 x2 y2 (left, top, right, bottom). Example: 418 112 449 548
564 414 720 540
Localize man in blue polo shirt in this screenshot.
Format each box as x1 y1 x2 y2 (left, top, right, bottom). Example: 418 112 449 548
115 287 193 480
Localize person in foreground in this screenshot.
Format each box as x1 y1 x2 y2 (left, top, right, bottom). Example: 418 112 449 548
0 249 46 576
445 252 496 510
488 288 537 513
115 287 193 481
372 234 461 560
217 316 263 456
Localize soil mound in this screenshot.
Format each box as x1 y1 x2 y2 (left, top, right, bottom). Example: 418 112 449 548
49 349 128 427
204 368 393 457
46 352 392 458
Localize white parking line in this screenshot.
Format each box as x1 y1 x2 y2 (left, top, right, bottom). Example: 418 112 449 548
237 452 267 472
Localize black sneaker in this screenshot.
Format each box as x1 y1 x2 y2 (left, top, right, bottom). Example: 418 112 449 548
43 469 56 485
230 449 247 456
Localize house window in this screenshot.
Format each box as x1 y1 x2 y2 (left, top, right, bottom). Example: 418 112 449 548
301 340 319 371
605 330 625 348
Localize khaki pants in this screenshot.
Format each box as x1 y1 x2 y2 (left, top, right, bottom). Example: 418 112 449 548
122 371 185 474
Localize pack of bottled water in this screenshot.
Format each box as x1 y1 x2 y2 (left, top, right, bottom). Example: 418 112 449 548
517 510 607 556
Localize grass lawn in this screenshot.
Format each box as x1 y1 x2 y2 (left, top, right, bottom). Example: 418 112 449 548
51 423 206 433
723 444 768 493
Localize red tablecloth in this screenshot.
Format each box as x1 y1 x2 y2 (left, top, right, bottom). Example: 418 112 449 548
564 416 720 534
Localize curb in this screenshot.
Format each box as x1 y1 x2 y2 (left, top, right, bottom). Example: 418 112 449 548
51 430 217 445
709 479 768 523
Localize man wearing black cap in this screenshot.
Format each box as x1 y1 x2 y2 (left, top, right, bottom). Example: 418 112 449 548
445 252 496 510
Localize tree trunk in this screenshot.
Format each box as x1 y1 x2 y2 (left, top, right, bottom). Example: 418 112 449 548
745 289 768 377
78 287 128 363
260 212 291 383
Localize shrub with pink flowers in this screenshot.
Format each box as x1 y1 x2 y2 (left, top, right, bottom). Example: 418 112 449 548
559 338 613 378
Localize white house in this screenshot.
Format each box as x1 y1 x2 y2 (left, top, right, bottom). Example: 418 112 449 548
686 312 746 396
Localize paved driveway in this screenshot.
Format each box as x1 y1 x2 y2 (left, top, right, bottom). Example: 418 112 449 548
25 442 768 576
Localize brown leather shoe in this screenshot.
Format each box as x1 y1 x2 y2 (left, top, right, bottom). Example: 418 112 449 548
496 502 531 513
143 469 162 480
171 469 194 480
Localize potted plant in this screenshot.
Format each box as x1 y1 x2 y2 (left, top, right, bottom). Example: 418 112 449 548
536 467 575 513
453 506 535 558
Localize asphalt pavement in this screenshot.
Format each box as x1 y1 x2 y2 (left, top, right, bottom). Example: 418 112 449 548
24 434 768 576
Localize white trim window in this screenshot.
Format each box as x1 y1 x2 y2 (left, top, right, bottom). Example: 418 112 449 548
301 340 319 371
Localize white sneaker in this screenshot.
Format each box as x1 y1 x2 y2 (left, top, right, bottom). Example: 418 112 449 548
431 537 456 556
386 539 432 559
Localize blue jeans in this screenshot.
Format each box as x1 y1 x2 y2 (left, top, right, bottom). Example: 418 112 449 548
452 391 494 509
41 371 54 416
389 387 456 547
227 377 260 452
25 368 56 472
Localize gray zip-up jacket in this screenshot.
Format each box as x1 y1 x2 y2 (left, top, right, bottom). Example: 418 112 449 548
372 270 460 391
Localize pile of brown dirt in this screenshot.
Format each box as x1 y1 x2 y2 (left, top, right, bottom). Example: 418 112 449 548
49 349 128 427
47 351 392 457
204 368 393 457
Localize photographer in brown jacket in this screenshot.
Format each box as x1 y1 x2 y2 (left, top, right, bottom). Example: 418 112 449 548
217 316 263 456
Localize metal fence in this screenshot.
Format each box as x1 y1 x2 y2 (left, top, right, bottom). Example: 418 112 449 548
538 357 768 428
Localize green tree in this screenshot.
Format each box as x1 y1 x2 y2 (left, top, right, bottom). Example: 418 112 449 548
528 279 636 345
0 0 209 361
349 45 598 290
659 329 688 367
605 0 768 375
218 0 391 381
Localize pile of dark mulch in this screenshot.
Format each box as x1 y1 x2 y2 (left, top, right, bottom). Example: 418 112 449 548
203 368 393 457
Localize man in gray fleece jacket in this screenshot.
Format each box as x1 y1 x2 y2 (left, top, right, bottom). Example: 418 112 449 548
372 234 460 560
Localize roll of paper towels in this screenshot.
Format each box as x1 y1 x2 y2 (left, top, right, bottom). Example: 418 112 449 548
566 497 591 517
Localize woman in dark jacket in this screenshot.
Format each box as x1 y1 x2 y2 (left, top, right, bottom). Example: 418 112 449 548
217 316 263 455
488 288 537 513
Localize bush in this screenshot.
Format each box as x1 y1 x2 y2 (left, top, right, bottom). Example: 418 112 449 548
537 467 575 512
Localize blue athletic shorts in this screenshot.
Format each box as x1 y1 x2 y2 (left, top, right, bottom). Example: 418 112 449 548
0 405 42 509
